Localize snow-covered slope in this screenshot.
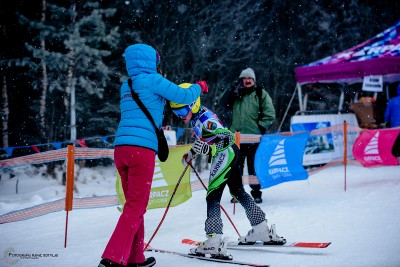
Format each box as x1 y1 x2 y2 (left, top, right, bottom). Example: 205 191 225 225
1 164 400 267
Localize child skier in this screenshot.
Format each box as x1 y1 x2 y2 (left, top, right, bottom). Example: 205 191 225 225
169 83 286 260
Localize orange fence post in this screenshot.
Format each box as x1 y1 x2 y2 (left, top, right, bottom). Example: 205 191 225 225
235 131 240 149
64 144 75 248
233 131 241 214
343 121 347 192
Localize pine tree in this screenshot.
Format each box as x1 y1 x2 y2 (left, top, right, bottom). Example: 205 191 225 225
18 0 120 143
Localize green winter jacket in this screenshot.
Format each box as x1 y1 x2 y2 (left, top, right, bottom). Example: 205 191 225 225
230 86 276 134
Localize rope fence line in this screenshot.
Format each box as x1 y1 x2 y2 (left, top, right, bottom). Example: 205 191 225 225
0 148 114 168
0 195 120 224
1 124 390 225
0 178 240 224
0 123 367 169
0 159 364 225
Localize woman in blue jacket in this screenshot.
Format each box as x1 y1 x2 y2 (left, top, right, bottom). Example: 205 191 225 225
99 44 206 267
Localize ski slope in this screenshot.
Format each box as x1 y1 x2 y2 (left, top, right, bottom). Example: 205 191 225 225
1 164 400 267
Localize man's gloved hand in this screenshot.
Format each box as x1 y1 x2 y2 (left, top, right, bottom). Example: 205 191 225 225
231 79 241 96
196 80 208 94
192 139 210 155
231 80 239 90
181 149 196 166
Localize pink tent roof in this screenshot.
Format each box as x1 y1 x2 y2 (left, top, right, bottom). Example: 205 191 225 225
295 20 400 84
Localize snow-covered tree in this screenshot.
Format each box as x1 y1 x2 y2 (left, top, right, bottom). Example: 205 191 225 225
18 1 120 142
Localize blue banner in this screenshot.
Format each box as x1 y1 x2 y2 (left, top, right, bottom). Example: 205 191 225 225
254 132 309 188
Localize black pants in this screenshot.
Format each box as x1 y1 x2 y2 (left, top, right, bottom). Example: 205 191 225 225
234 143 261 193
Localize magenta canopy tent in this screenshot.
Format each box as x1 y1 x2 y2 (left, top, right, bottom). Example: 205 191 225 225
295 20 400 84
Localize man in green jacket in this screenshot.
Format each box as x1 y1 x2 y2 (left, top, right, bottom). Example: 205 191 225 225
229 67 276 203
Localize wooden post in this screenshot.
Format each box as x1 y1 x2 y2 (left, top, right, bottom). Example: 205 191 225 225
64 144 75 248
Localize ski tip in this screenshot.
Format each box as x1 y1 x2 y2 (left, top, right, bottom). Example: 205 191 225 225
321 242 332 248
182 238 201 246
293 242 331 248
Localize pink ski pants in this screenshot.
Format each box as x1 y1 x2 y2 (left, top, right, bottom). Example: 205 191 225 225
102 146 155 265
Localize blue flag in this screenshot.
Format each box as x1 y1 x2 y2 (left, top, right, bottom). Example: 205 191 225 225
254 132 309 188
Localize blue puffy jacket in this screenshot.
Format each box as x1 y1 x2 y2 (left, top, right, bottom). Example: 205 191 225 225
114 44 201 151
384 85 400 127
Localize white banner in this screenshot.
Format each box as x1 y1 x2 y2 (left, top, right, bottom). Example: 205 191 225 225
164 130 176 146
362 75 383 92
290 114 359 166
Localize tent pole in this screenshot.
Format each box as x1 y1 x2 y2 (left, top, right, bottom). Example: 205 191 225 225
303 92 308 111
278 84 298 132
297 83 304 112
338 84 346 114
385 83 389 99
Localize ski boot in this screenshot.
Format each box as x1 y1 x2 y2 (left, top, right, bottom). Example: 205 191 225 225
98 258 122 267
238 220 286 245
250 190 262 204
99 257 156 267
127 257 156 267
189 233 232 260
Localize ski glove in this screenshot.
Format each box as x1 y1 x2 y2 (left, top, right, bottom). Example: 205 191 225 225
192 139 210 155
182 149 196 167
196 80 209 94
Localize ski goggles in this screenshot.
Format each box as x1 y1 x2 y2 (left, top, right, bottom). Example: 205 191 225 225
172 105 191 118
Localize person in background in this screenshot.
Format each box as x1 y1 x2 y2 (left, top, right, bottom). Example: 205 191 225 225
384 84 400 128
229 67 276 203
384 84 400 158
169 84 285 260
99 44 207 267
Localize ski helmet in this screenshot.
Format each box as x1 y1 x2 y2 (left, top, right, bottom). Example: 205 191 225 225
170 83 201 117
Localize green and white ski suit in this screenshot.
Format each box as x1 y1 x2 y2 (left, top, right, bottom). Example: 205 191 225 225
190 107 266 234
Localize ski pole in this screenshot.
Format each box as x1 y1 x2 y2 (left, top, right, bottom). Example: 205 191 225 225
189 163 241 237
144 164 190 251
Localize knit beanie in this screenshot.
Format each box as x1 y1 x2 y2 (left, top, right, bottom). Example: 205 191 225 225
239 68 256 82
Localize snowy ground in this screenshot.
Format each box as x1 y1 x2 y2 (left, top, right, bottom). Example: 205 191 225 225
1 163 400 267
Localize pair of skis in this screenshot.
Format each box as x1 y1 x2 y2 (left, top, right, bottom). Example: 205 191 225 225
182 238 331 249
145 246 269 267
145 238 331 267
